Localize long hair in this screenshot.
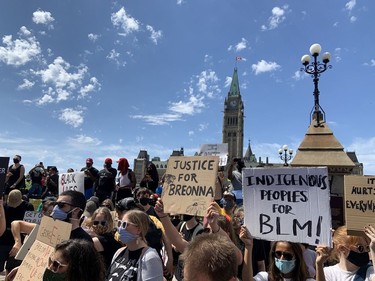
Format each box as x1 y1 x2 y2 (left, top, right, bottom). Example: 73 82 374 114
55 239 105 281
268 241 308 281
125 209 149 242
90 207 114 233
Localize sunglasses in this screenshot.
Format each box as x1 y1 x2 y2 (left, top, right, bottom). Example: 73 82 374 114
100 204 111 208
93 220 107 226
355 244 370 253
117 220 136 229
54 201 75 209
273 251 294 261
48 256 68 273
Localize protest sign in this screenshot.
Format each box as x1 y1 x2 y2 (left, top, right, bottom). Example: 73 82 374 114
243 167 331 246
344 175 375 235
0 156 10 195
14 216 71 281
199 144 228 166
15 225 39 261
59 171 84 194
162 156 219 217
23 211 43 224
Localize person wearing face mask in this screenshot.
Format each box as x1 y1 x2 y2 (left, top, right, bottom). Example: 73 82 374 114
106 209 163 281
5 239 105 281
96 158 117 204
222 190 237 217
88 207 122 271
136 188 158 217
4 155 26 201
240 225 314 281
80 158 99 200
51 190 93 242
315 225 375 281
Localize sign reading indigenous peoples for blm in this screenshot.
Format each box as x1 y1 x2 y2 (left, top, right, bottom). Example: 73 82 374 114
243 167 331 246
59 171 84 194
162 156 219 217
344 175 375 234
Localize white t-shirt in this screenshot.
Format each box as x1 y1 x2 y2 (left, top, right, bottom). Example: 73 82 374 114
323 264 374 281
254 272 315 281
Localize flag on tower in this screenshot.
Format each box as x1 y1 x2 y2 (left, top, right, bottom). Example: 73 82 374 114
235 56 242 61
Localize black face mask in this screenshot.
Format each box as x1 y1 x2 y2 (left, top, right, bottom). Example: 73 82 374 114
182 214 194 221
13 158 20 164
347 250 370 267
139 198 149 206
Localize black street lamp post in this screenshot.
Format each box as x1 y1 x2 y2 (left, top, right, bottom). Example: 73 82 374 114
278 144 293 166
301 43 332 127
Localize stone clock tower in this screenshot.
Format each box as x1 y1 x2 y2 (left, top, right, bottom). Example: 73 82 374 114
222 67 244 160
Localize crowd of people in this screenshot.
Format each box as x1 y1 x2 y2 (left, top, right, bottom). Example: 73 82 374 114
0 154 375 280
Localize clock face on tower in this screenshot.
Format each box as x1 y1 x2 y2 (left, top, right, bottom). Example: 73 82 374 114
230 100 237 108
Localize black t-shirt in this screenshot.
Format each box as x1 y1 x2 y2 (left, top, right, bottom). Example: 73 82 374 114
98 233 122 270
46 174 59 195
70 227 93 243
106 247 144 281
97 167 117 192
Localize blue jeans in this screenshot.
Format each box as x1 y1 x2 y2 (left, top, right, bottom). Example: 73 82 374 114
28 183 42 197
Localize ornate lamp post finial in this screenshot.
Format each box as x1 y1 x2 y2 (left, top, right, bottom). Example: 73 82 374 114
278 144 293 166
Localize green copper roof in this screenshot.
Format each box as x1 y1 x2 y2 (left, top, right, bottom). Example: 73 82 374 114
228 68 240 97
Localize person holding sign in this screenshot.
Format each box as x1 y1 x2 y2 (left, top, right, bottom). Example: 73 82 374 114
315 225 375 281
240 225 314 281
5 239 105 281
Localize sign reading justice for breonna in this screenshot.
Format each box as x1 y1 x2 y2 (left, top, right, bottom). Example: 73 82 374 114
243 167 332 246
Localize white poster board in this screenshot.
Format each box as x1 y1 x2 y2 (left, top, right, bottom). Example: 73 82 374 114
243 167 332 246
23 211 43 224
199 144 228 166
59 171 84 194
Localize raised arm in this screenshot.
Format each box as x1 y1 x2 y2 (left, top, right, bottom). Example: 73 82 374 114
9 220 36 257
239 225 255 281
0 199 5 237
315 245 330 281
154 199 189 253
364 225 375 271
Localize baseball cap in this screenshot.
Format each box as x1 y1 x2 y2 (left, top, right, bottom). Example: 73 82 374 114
86 158 93 163
105 158 112 164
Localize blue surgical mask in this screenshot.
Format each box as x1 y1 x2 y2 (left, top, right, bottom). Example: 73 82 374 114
275 258 296 274
118 227 138 244
51 205 70 221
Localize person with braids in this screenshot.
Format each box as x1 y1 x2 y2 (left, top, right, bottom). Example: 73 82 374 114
6 239 105 281
240 225 314 281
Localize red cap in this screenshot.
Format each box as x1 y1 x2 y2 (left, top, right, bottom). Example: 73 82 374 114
86 158 93 163
105 158 112 164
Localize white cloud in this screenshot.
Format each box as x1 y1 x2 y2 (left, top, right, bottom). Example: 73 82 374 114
169 95 205 115
350 16 357 23
131 113 182 125
78 77 101 99
111 7 140 36
37 94 54 105
196 70 219 96
36 56 87 89
198 123 208 131
0 27 41 66
224 76 232 88
17 79 35 90
188 131 194 136
32 9 55 28
292 70 306 81
261 5 289 31
345 0 356 11
146 25 162 45
68 134 102 146
58 107 85 127
252 60 281 75
177 0 184 5
235 38 248 51
88 33 100 42
106 49 126 67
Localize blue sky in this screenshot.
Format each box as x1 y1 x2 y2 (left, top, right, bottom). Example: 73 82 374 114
1 0 374 175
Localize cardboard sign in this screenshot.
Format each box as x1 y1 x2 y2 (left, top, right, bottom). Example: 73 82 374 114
59 171 84 194
344 175 375 235
199 144 228 166
0 157 10 195
14 216 71 281
162 156 219 217
243 167 332 246
23 211 43 224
